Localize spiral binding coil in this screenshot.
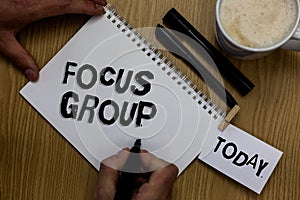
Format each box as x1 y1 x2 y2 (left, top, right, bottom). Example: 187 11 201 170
104 4 226 120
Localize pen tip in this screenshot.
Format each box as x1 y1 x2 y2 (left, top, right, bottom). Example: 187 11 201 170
134 139 141 146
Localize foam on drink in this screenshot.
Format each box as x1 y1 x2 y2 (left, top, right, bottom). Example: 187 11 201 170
219 0 298 48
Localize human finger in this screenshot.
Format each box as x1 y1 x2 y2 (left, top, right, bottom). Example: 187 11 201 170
132 151 178 200
94 148 129 200
65 0 107 15
42 0 107 18
139 150 172 171
21 0 107 21
0 31 39 81
139 151 178 184
92 0 107 6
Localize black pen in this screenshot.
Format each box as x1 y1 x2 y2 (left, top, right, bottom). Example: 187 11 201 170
162 8 255 96
156 24 237 108
114 139 142 200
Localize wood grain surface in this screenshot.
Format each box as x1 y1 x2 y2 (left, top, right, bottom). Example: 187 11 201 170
0 0 299 199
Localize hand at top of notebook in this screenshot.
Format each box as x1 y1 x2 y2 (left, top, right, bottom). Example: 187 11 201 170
95 149 178 200
0 0 107 82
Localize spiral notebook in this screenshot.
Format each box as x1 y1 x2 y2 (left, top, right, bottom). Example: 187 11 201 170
20 4 282 194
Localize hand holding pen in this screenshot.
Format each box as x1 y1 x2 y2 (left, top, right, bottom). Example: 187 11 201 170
95 142 178 200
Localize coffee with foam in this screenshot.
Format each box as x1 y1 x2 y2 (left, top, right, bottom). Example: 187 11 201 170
219 0 298 48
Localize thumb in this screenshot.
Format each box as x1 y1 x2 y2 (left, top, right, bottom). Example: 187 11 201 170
0 31 39 81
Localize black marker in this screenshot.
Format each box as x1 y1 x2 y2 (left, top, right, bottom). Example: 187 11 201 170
114 139 142 200
162 8 255 96
156 24 237 108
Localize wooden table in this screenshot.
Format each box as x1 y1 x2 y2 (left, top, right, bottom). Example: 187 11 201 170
0 0 299 199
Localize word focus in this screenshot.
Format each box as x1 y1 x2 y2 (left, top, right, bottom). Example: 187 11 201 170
60 62 157 127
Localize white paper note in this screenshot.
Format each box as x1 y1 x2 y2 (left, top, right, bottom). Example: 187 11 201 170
199 124 282 194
